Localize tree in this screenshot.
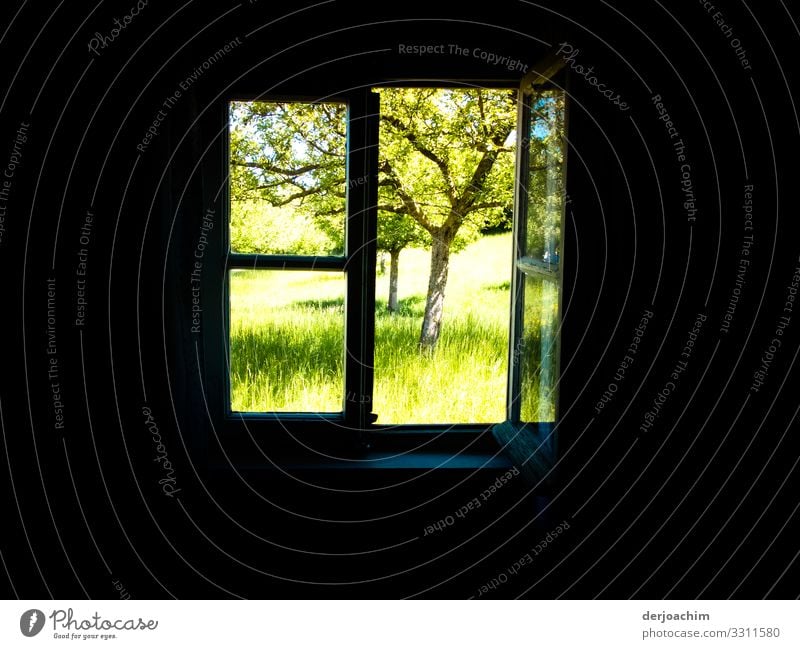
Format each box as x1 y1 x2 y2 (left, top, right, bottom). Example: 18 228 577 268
376 88 516 350
376 210 426 313
229 88 518 351
229 100 425 315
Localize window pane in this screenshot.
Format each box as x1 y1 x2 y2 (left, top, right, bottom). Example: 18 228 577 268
229 269 345 412
523 91 564 273
517 90 565 423
519 274 558 422
228 100 347 256
369 87 516 424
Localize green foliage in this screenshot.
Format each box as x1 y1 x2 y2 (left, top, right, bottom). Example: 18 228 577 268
229 100 348 254
228 88 564 354
228 88 520 256
376 210 426 255
376 87 517 250
230 200 338 255
230 101 346 212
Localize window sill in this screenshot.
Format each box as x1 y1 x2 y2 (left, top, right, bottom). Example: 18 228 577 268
211 451 512 472
207 425 514 471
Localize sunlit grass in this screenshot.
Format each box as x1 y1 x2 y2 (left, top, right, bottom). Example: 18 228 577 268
372 313 508 423
371 234 512 423
229 232 555 423
229 270 345 412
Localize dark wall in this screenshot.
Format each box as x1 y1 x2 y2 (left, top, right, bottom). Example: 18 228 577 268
1 0 799 599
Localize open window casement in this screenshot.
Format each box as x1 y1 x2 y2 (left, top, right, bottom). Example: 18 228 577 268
493 51 568 485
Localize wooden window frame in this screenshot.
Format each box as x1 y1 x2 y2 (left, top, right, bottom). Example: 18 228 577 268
198 68 568 468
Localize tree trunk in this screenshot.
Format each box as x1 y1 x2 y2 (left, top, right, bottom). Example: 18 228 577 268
419 235 451 353
388 249 400 313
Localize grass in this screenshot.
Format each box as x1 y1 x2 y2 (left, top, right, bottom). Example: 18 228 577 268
229 232 557 424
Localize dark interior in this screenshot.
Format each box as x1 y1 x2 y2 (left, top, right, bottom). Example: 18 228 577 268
1 0 798 599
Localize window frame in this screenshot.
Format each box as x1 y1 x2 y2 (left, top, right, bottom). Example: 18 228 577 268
224 91 377 432
508 78 569 426
204 73 568 464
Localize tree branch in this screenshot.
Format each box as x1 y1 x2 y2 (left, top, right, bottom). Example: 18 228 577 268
270 187 321 206
305 139 345 158
380 114 458 207
465 201 507 212
379 159 435 232
231 160 331 177
476 92 490 141
377 204 411 214
448 119 517 228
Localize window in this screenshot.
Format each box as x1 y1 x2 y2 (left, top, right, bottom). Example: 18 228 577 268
227 99 349 414
511 87 566 425
216 71 567 455
223 91 378 435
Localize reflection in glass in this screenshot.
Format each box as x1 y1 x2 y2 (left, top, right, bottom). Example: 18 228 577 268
229 269 345 412
517 90 565 423
519 274 559 422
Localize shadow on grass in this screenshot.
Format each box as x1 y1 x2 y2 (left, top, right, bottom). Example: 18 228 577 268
486 280 511 291
375 295 426 317
291 294 425 316
292 297 345 310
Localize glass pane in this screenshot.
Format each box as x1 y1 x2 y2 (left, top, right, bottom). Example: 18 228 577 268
370 87 516 424
517 89 565 423
228 100 347 256
523 91 565 272
229 269 345 412
519 274 559 422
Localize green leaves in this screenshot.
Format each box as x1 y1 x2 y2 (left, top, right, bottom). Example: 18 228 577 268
228 89 522 256
376 87 517 246
229 100 347 254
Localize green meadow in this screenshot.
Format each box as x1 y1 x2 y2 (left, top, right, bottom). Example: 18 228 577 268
229 232 556 424
229 233 509 423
